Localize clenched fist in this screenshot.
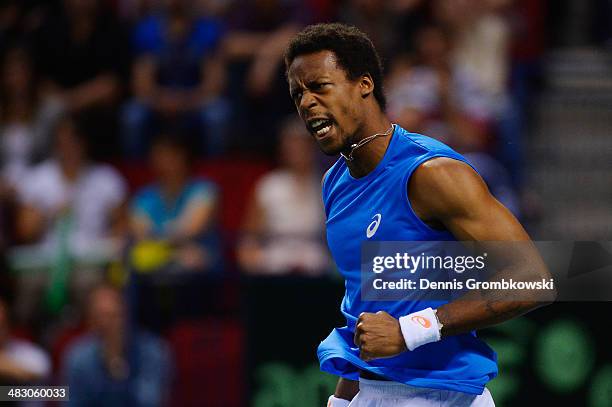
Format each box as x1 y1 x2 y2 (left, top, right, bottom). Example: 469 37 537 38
354 311 407 361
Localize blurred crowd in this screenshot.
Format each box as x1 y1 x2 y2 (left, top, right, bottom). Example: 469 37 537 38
0 0 549 405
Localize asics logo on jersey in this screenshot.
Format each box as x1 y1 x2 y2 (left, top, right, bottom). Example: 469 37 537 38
411 315 432 328
366 214 382 238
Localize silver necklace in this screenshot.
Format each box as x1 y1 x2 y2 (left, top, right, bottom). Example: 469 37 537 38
340 123 396 161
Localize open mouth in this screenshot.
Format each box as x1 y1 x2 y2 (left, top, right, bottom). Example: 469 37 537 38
307 118 334 137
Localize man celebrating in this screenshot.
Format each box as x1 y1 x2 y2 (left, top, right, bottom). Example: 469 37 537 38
284 23 553 406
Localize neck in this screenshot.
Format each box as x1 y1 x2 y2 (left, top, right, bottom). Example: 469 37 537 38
60 160 84 181
289 165 312 179
161 176 187 197
344 113 394 179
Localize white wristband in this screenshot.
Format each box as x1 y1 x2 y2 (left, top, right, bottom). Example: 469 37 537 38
398 307 442 351
327 395 351 407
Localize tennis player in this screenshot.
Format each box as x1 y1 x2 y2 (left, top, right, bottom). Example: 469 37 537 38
284 23 554 406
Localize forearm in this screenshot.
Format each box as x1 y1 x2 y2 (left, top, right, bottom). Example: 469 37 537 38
436 298 546 337
0 354 41 383
171 202 215 241
66 74 118 109
222 32 270 60
334 377 359 401
436 247 555 336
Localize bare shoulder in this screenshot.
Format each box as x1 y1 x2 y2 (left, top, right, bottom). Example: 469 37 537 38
409 157 491 221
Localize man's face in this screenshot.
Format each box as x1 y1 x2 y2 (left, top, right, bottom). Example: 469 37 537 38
287 51 365 155
88 288 124 337
150 142 189 182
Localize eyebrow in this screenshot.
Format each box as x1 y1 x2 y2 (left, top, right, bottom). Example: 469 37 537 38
291 76 329 90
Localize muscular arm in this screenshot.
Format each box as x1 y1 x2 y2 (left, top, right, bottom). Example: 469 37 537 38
409 157 554 336
355 157 554 360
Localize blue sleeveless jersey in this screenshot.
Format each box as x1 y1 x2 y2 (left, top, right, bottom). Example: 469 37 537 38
318 125 497 395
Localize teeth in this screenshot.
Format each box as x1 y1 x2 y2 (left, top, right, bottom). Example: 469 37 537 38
311 119 325 128
316 125 331 136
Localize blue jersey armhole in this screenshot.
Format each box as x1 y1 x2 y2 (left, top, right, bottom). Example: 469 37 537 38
401 153 481 236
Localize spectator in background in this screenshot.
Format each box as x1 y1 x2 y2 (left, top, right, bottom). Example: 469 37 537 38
129 133 221 273
224 0 305 98
339 0 428 60
15 114 127 257
1 46 62 188
0 298 51 385
122 0 229 157
238 117 329 276
62 284 172 406
12 114 127 325
222 0 311 154
386 24 495 152
34 0 129 158
434 0 511 102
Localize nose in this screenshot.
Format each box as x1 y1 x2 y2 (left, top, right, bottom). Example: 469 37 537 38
299 90 317 113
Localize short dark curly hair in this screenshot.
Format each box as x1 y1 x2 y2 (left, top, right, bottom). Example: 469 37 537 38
284 23 386 111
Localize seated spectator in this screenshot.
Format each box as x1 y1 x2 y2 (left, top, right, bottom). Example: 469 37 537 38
33 0 129 158
129 133 221 273
15 114 127 256
11 114 127 323
433 0 511 101
237 117 330 276
222 0 312 154
387 24 496 152
224 0 305 98
122 0 229 157
1 46 61 188
0 297 51 384
62 284 172 406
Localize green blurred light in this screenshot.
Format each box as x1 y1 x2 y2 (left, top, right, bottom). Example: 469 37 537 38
486 338 526 367
486 374 520 407
253 362 336 407
535 319 595 393
589 365 612 407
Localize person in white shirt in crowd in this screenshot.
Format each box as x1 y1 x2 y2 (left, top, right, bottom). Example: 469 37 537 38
0 46 63 203
238 116 330 276
11 114 127 325
0 297 51 384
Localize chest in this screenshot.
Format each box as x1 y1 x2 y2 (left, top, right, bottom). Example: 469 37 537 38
325 173 424 273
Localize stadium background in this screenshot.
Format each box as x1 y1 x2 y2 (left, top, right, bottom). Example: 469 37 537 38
0 0 611 406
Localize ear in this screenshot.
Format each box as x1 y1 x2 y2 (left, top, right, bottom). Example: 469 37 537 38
359 74 374 99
